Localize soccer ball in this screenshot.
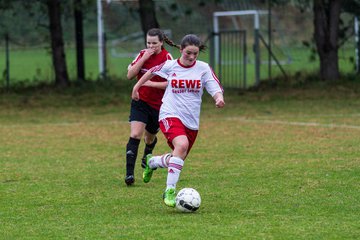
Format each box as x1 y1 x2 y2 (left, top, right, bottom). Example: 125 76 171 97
175 188 201 213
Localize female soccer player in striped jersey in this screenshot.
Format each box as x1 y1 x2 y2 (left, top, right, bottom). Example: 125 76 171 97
132 34 225 207
124 28 176 186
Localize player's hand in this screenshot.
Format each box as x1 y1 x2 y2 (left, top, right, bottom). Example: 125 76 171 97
213 92 225 108
215 98 225 108
143 48 155 59
132 87 140 101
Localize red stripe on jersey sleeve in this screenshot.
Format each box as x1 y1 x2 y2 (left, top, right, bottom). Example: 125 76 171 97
150 61 166 73
210 66 224 92
166 53 173 60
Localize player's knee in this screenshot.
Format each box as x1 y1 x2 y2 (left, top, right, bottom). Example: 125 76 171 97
130 132 142 139
175 142 189 155
144 134 156 145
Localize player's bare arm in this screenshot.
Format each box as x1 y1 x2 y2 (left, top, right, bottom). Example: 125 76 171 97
132 71 155 100
142 80 168 89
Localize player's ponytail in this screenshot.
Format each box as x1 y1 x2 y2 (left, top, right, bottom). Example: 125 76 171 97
163 35 180 50
147 28 180 50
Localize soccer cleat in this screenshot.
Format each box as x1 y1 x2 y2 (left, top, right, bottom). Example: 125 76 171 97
124 175 135 186
163 188 176 207
141 137 157 168
142 154 154 183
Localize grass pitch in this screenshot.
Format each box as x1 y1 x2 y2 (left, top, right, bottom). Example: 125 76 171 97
1 80 360 239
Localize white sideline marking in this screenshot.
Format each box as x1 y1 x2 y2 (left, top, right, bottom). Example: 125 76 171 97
255 113 360 119
225 117 360 130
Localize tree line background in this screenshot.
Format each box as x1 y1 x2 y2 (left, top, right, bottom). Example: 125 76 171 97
1 0 360 89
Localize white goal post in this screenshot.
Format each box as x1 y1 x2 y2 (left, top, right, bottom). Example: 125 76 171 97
213 10 267 85
97 0 105 78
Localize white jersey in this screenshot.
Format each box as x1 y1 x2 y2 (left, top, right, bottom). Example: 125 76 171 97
150 59 223 130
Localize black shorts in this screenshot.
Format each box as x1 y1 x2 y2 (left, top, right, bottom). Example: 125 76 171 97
129 100 160 134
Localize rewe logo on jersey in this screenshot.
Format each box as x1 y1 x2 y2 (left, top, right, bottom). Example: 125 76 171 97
171 79 201 89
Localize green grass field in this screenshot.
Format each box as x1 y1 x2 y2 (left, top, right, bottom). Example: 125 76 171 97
1 80 359 239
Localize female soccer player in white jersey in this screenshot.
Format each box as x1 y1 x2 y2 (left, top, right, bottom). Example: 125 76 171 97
132 34 225 207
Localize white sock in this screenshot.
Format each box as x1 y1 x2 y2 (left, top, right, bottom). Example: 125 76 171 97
166 156 184 190
149 153 171 169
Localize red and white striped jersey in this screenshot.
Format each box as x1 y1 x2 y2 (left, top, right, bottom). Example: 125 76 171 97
150 59 223 130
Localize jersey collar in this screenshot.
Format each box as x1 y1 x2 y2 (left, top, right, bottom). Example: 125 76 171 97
177 59 196 68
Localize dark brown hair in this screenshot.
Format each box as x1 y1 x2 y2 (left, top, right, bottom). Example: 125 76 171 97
180 34 206 52
147 28 179 49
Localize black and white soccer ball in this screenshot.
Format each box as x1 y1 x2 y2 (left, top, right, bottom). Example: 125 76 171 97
175 188 201 213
